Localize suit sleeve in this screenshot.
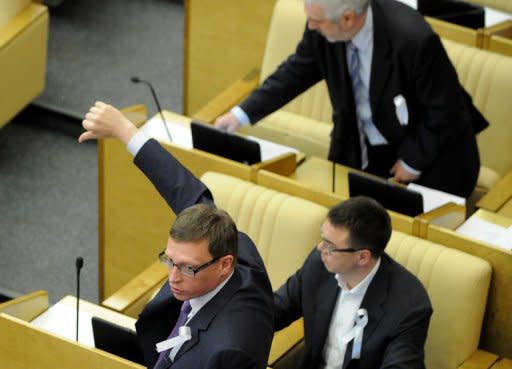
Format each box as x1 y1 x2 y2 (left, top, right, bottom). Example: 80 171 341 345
240 26 323 124
273 250 317 330
397 33 469 171
379 288 432 369
205 349 258 369
133 138 214 215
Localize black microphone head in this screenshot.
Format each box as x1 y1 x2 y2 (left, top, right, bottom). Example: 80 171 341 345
76 257 84 270
130 76 141 83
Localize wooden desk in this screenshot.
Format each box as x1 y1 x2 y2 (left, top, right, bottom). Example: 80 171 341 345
286 156 464 236
0 292 143 369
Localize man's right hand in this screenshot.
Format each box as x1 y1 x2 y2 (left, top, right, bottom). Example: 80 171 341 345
214 112 242 133
78 101 138 144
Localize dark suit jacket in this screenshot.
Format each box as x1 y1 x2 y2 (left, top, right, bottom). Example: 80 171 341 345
133 139 274 369
274 250 432 369
240 0 488 197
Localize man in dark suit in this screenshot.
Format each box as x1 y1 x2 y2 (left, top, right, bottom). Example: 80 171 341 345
79 103 274 369
274 196 432 369
215 0 488 197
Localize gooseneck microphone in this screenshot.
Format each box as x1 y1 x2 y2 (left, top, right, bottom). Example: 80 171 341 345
75 256 84 342
130 76 173 143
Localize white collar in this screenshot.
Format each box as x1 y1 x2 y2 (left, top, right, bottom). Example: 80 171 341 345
188 270 234 316
350 5 373 52
335 257 381 294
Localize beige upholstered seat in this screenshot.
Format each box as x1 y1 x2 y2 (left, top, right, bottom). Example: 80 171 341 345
239 0 333 159
0 0 48 128
442 39 512 189
387 232 492 369
202 172 327 288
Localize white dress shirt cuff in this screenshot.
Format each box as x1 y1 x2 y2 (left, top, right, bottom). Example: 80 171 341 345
399 159 422 176
230 106 251 126
127 131 150 157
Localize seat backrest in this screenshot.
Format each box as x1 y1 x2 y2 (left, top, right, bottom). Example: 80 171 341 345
262 0 333 123
387 231 491 369
442 39 512 177
201 172 328 288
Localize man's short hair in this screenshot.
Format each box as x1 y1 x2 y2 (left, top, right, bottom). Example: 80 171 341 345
170 204 238 260
304 0 370 19
327 196 391 257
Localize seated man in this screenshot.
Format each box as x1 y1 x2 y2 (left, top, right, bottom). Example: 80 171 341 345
79 102 274 369
275 196 433 369
80 101 432 369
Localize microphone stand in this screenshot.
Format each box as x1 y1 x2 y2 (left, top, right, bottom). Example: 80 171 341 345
130 76 173 143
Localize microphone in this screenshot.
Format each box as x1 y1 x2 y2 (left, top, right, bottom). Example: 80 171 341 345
332 161 336 193
130 76 173 143
75 256 84 342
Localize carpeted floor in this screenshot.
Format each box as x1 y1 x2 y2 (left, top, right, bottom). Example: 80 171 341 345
0 0 183 304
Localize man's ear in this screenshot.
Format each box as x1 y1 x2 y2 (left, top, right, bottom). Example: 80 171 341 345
219 255 235 274
357 249 373 266
339 9 355 28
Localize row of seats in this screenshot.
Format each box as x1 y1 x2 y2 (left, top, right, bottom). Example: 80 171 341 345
103 171 500 369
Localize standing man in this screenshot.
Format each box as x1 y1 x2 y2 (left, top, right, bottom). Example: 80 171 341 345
215 0 488 197
80 102 274 369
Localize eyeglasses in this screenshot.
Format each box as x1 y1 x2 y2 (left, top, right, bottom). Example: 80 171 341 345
158 251 221 277
319 240 365 256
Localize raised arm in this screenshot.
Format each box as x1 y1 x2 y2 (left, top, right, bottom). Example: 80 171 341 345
79 101 213 214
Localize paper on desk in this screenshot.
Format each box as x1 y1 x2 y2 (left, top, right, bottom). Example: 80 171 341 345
456 217 512 251
246 136 299 162
140 116 193 148
486 8 512 27
31 301 95 347
407 183 465 213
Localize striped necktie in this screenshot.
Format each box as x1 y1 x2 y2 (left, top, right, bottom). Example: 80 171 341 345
347 41 369 169
153 300 192 369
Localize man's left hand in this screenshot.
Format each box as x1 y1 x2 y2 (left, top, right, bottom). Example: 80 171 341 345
390 160 420 184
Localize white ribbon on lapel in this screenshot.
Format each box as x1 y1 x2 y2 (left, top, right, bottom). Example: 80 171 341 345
341 308 368 360
155 326 192 353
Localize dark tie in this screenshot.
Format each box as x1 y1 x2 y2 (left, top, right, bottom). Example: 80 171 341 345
153 300 192 369
347 41 369 169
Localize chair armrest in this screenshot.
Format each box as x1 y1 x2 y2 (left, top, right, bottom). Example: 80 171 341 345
458 349 499 369
268 319 304 366
252 152 298 177
0 290 48 321
191 68 260 123
414 202 466 237
477 170 512 213
101 261 167 318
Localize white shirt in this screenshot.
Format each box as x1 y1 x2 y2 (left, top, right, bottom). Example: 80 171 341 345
167 271 234 360
322 257 381 369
